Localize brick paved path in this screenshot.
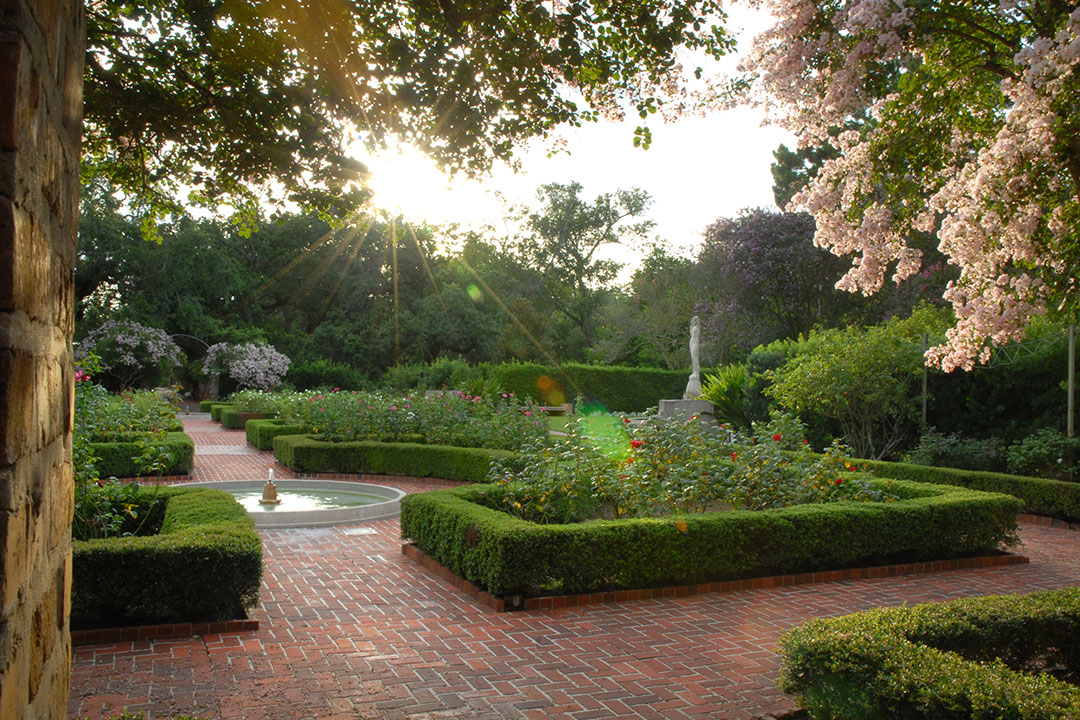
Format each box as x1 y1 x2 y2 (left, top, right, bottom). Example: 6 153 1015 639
69 414 1080 720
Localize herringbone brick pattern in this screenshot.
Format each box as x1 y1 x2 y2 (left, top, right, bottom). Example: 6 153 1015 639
68 415 1080 720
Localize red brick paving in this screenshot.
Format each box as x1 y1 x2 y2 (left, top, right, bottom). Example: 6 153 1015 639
68 414 1080 720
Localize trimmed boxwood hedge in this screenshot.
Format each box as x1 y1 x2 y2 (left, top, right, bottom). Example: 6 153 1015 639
489 362 690 413
246 418 304 450
273 433 516 483
863 459 1080 523
91 431 195 478
209 402 235 421
779 587 1080 719
198 398 218 412
219 407 273 429
399 479 1022 600
72 486 262 629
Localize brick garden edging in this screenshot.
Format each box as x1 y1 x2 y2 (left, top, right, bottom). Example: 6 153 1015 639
71 619 259 646
1018 512 1080 531
402 543 1029 613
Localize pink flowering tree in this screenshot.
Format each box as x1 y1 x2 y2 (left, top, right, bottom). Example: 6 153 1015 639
202 342 291 391
75 319 183 388
739 1 1080 370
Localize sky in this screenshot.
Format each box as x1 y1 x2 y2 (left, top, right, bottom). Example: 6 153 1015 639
361 5 795 265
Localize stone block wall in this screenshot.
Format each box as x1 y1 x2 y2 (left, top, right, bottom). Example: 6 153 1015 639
0 1 84 718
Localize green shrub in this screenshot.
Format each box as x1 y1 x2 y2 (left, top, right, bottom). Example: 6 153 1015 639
489 362 688 412
779 587 1080 720
219 406 273 429
209 402 235 421
286 358 369 391
1006 428 1080 480
273 434 517 483
400 479 1020 599
246 418 304 450
72 486 262 629
198 398 217 412
904 429 1005 472
863 459 1080 523
700 363 757 430
90 431 195 477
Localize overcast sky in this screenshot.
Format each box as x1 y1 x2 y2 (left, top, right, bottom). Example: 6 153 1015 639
362 6 793 264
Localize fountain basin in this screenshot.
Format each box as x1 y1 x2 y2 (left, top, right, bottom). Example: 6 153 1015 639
185 480 406 529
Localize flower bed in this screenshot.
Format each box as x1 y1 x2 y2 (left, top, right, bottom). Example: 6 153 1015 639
72 486 262 629
779 587 1080 719
273 434 517 484
399 479 1022 601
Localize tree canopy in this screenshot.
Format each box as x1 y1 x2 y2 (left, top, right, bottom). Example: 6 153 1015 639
84 0 733 230
741 0 1080 370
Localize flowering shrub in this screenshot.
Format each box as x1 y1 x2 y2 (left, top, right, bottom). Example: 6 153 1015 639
75 319 183 387
492 411 896 523
277 389 548 451
73 361 179 539
203 341 290 391
1006 428 1080 480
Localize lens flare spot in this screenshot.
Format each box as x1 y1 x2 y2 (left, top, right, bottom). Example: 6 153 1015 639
467 283 483 302
537 375 553 391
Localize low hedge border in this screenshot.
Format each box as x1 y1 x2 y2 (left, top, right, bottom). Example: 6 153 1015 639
779 587 1080 719
72 486 263 629
219 407 273 429
863 459 1080 523
90 431 195 478
399 479 1022 600
246 418 304 450
209 402 235 421
272 433 518 484
198 398 218 412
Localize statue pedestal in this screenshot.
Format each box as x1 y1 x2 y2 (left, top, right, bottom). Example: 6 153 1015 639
658 399 716 424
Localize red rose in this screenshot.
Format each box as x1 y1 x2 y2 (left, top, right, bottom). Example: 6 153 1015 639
630 440 643 449
772 434 782 442
835 478 844 485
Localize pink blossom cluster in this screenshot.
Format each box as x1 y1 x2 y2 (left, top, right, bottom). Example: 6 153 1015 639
203 341 291 391
740 1 1080 370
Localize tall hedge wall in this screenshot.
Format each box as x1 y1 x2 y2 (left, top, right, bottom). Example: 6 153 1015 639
489 362 689 412
780 587 1080 719
400 479 1021 599
72 486 262 629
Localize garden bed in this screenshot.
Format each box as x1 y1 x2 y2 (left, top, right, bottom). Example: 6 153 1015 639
399 479 1022 604
779 586 1080 719
72 486 262 629
273 433 517 484
90 431 195 477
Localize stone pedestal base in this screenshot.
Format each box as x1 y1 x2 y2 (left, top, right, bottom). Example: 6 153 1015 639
658 399 716 424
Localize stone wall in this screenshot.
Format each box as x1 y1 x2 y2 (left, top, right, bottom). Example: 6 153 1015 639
0 1 84 718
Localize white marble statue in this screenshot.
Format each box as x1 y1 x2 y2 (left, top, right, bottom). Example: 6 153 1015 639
684 315 702 399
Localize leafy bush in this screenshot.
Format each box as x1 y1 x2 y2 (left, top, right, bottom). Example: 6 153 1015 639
491 412 894 523
400 479 1020 598
904 429 1005 472
700 363 757 430
72 486 262 629
1006 428 1080 480
862 459 1080 522
779 587 1080 720
273 434 516 483
489 362 688 412
286 358 369 391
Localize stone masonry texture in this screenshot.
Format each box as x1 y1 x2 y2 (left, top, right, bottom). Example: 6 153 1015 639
1 1 84 718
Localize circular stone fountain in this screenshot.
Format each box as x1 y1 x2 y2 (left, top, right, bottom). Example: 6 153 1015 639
186 480 406 529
